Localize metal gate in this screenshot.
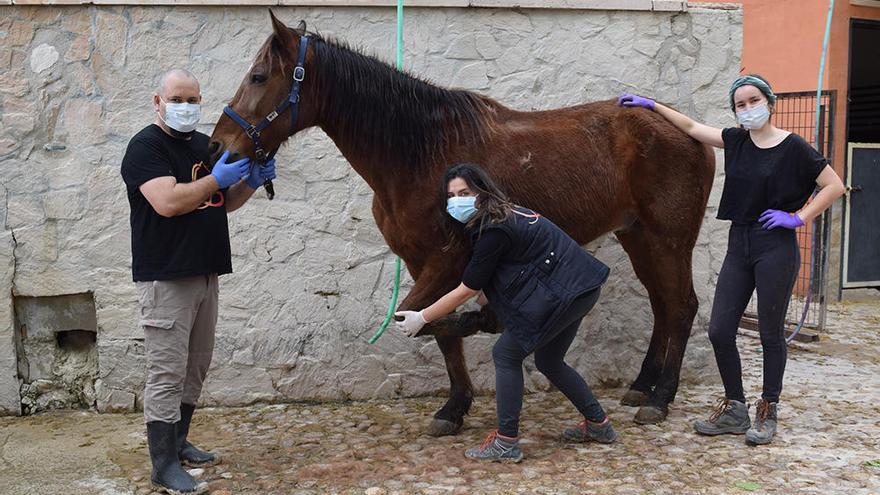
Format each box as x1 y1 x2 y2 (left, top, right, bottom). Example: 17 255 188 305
739 90 836 341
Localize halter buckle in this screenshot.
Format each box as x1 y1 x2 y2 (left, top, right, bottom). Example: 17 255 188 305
246 126 260 139
293 66 305 82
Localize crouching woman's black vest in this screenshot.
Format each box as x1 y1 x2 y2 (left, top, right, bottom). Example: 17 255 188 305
478 208 610 353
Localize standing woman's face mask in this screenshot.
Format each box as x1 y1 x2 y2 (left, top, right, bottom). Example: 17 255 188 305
736 104 770 130
446 177 478 223
732 84 772 131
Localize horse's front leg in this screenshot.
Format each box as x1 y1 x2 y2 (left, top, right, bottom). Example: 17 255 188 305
418 306 503 338
423 308 503 436
395 258 499 436
417 312 504 436
425 334 472 436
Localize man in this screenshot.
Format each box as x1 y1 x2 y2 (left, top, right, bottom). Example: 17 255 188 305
121 69 275 494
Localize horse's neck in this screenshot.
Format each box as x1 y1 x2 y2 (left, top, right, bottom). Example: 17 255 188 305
310 41 490 194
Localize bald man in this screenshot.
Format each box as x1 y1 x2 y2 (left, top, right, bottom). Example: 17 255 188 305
120 69 276 494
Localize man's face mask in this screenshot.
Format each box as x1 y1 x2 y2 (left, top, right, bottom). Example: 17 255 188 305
447 196 477 223
736 103 770 130
158 97 201 137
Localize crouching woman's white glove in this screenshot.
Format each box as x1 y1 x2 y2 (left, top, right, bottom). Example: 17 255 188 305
394 310 428 337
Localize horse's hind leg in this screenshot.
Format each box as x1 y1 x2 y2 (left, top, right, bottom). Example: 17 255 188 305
616 224 699 424
621 318 667 407
429 335 474 436
615 227 667 405
636 255 698 425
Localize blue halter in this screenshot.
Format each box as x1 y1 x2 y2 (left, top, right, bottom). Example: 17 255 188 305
222 35 310 200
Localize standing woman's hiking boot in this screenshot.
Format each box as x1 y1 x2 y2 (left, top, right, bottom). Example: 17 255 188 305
177 403 220 467
562 417 619 444
147 421 209 495
464 430 523 463
693 398 751 435
745 399 778 445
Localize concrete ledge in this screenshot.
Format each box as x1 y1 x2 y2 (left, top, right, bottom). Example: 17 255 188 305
6 0 688 10
851 0 880 7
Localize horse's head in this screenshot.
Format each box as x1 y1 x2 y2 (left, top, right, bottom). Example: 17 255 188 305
209 12 313 166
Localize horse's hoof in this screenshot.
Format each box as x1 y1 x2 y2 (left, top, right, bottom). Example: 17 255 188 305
620 389 650 407
634 406 668 425
427 418 461 437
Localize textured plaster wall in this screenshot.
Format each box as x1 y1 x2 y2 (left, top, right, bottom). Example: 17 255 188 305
0 4 742 414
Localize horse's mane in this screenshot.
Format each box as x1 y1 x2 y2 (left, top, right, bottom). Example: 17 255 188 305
305 32 492 171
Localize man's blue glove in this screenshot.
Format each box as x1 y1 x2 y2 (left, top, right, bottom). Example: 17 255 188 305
245 158 277 190
211 150 250 189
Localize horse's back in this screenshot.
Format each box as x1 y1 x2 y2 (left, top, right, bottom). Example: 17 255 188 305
469 99 715 242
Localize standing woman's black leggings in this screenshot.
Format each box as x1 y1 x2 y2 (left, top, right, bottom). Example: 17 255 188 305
708 222 800 404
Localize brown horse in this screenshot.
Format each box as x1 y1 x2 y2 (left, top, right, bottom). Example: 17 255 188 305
210 13 715 433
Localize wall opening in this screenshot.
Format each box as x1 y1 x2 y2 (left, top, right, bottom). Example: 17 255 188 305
56 329 97 352
13 293 99 414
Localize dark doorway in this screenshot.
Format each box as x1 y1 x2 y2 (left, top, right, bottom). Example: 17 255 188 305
847 20 880 143
843 19 880 288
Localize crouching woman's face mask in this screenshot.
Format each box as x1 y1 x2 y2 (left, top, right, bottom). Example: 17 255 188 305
447 196 477 223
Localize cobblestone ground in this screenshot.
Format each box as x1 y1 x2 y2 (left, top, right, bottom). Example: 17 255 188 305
1 302 879 495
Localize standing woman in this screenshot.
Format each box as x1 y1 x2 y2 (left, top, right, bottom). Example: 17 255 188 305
395 163 617 462
618 75 845 445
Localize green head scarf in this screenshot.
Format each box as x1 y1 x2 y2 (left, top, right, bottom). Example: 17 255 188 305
728 75 777 111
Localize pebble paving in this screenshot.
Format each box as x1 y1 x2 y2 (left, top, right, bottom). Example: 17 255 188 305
1 302 878 494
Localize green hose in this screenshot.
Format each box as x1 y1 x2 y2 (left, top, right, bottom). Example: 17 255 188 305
368 256 402 344
396 0 403 69
368 0 405 345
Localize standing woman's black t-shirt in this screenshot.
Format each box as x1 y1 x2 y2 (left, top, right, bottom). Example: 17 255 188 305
120 124 232 282
718 127 828 223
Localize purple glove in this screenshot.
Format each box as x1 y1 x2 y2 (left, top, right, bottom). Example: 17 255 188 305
759 209 804 230
617 93 655 111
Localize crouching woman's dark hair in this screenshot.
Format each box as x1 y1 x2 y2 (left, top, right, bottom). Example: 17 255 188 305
442 163 515 233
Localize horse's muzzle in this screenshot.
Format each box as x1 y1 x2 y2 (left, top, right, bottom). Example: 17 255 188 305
207 141 244 170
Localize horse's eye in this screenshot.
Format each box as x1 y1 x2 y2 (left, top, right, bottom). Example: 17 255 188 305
250 74 267 84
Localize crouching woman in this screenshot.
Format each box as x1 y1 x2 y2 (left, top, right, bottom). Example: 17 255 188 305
395 163 618 462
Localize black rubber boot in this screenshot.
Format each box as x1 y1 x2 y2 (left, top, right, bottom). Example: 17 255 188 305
147 421 209 495
178 403 220 468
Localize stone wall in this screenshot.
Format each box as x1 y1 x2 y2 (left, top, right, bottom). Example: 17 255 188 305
0 3 742 414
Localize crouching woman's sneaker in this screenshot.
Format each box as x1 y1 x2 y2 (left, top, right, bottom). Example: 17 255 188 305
464 430 523 463
562 417 618 444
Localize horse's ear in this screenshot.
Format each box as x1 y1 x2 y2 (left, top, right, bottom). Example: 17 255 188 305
296 20 307 35
269 10 287 36
269 10 295 48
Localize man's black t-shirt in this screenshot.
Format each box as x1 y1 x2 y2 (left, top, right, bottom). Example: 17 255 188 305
718 127 828 223
121 124 232 282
